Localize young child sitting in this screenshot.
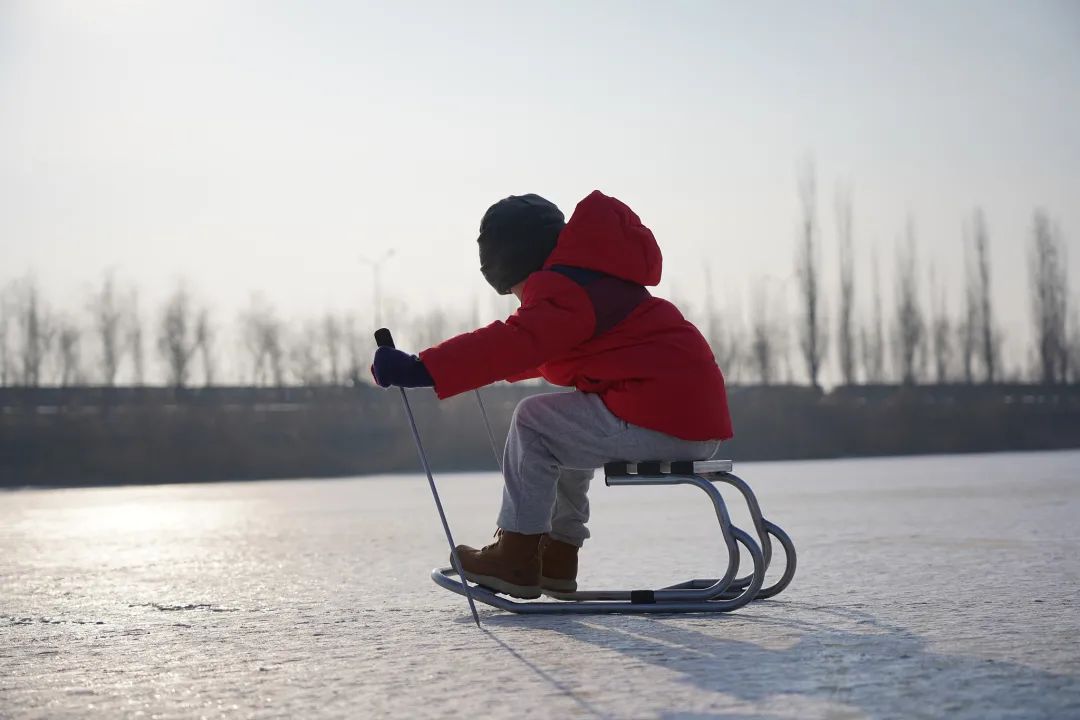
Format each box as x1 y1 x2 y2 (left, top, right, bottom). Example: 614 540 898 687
371 190 732 599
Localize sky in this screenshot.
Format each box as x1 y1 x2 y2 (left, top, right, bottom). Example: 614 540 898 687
1 0 1078 381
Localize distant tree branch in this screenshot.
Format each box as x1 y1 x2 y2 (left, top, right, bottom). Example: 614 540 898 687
795 160 828 388
836 185 855 385
893 220 926 385
1029 210 1069 384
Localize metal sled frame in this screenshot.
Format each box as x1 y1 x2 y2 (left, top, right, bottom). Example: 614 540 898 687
432 460 797 614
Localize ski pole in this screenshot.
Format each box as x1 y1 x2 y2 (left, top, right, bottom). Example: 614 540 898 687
474 390 502 471
374 328 481 628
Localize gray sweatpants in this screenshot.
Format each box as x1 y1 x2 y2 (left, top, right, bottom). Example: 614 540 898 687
497 391 720 547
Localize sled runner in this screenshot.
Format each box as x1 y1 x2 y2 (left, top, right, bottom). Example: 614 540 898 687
432 459 797 615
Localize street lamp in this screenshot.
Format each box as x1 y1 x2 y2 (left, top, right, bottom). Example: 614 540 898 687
360 250 396 328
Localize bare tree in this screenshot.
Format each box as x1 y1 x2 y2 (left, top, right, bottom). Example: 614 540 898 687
194 308 215 386
0 287 10 386
55 316 83 387
342 313 366 385
127 289 146 386
240 297 286 386
971 210 1000 382
749 284 779 386
240 301 265 386
90 271 126 386
929 264 953 383
835 186 856 385
727 297 748 384
413 307 449 353
322 313 344 385
1029 210 1069 384
1068 303 1080 384
264 322 286 388
290 320 323 386
157 284 200 388
893 220 926 385
779 320 795 384
958 236 978 384
794 162 828 388
703 265 743 382
859 249 886 383
12 276 54 387
956 211 1001 383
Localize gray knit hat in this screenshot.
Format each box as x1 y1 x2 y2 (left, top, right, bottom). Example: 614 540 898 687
477 194 565 294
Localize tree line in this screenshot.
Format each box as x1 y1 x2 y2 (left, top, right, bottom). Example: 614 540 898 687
708 164 1075 387
1 173 1075 389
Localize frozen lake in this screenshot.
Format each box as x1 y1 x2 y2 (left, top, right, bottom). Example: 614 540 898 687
2 450 1079 719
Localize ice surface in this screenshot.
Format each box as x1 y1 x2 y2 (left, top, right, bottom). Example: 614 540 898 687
2 450 1079 719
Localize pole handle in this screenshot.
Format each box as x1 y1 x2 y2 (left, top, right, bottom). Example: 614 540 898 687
374 328 395 349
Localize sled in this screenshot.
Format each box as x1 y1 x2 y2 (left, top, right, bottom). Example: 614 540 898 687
432 459 797 615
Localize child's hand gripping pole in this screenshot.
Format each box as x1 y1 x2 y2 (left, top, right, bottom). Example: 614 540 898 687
374 328 481 628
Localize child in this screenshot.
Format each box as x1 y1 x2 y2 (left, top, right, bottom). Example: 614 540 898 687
371 190 732 599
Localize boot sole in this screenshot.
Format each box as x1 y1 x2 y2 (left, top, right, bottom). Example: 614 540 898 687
540 576 578 593
462 571 541 600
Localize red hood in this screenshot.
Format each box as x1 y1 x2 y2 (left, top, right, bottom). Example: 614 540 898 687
544 191 662 286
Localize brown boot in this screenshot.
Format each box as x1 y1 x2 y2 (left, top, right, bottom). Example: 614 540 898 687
454 530 542 599
540 535 579 593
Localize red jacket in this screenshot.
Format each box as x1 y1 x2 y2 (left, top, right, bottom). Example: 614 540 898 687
419 190 733 442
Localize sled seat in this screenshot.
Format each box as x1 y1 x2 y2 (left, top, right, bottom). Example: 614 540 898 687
604 459 733 478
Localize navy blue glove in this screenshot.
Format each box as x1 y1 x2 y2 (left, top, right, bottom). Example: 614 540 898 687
370 347 435 389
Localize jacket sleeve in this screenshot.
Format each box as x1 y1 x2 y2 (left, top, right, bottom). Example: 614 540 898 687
419 273 595 399
505 367 542 383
